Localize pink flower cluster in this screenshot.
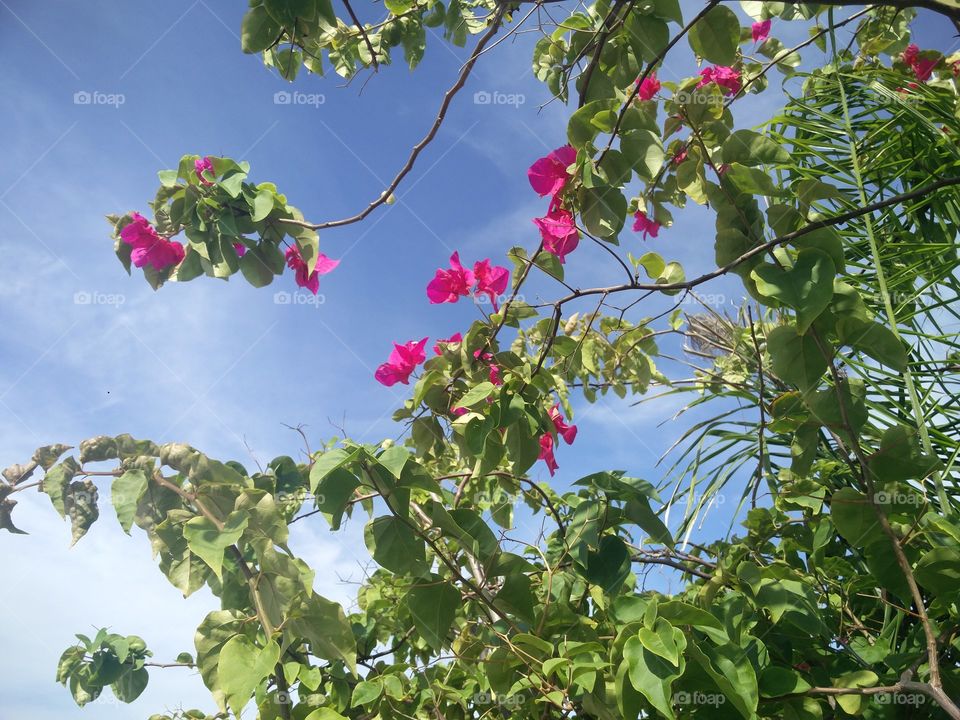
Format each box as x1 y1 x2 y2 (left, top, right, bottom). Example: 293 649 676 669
538 404 578 475
375 338 428 386
375 253 509 387
697 65 742 96
901 44 938 82
195 156 215 186
751 19 771 44
427 252 510 310
375 332 504 391
633 211 660 240
636 73 661 102
285 245 339 295
120 213 185 271
528 145 580 263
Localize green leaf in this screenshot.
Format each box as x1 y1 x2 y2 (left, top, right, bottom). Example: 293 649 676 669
112 470 148 534
915 547 960 596
288 594 357 674
580 185 627 239
241 6 282 53
687 641 758 719
624 497 673 544
239 247 277 288
264 0 317 25
112 667 149 703
183 510 249 579
364 516 427 575
637 618 684 666
759 667 811 698
42 457 80 518
377 445 409 479
722 129 790 166
582 535 631 593
837 317 907 370
406 579 460 650
218 636 281 717
194 610 247 710
625 14 669 62
688 5 741 65
158 169 179 187
621 129 664 180
830 488 881 548
724 164 787 196
309 447 358 491
752 250 836 333
459 381 496 408
351 679 383 706
251 188 275 222
766 325 828 391
568 100 617 149
869 425 941 483
833 670 878 714
624 635 683 719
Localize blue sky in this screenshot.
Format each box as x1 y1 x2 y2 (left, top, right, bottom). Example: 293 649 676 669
0 1 955 717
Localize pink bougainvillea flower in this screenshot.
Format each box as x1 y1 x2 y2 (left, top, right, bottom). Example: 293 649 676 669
549 404 578 445
538 433 559 476
672 148 688 166
633 211 660 240
427 252 475 304
375 337 428 386
636 73 661 101
450 405 469 416
751 19 771 44
534 207 580 263
900 44 938 82
285 245 339 295
132 237 184 271
433 332 463 355
527 145 577 197
194 156 215 186
912 56 938 82
472 348 504 386
473 259 510 310
697 66 742 96
233 242 247 257
120 212 185 271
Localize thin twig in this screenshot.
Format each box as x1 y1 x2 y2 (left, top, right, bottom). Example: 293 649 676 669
286 6 507 231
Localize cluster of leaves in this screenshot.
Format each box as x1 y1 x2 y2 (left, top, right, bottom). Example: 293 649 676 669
109 155 322 290
4 0 960 718
242 0 495 79
56 630 155 707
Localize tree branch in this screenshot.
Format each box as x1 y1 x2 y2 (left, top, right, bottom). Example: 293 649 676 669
292 6 507 231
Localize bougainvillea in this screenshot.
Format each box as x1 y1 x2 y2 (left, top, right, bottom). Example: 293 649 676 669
5 2 960 720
